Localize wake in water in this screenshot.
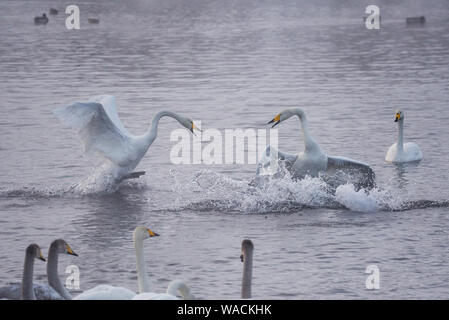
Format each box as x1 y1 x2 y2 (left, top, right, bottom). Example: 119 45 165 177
168 168 431 213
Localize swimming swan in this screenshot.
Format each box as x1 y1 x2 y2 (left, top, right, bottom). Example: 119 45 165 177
385 110 423 163
0 244 46 300
257 108 375 188
240 239 253 299
54 95 200 183
0 240 77 300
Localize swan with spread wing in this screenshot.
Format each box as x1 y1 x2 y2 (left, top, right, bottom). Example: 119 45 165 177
257 108 375 188
54 95 200 183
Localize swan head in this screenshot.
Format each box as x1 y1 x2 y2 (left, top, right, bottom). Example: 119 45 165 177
167 280 195 300
268 108 304 128
133 226 159 242
26 244 46 262
51 239 78 256
178 116 201 135
240 239 254 262
394 110 403 122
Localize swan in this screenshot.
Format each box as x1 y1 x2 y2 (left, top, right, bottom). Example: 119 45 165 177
132 280 195 300
257 108 375 188
54 95 200 183
385 110 423 163
74 226 158 300
0 240 78 300
0 244 46 300
240 239 254 299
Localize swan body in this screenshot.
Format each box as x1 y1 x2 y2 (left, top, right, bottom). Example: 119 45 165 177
258 108 375 188
132 280 195 300
385 110 423 163
74 285 136 300
54 95 199 183
0 240 78 300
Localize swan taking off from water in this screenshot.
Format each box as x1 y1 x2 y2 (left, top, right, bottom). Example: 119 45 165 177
54 95 200 183
385 110 423 163
257 108 375 189
0 240 78 300
240 239 253 299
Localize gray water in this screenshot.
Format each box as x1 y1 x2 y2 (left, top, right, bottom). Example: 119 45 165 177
1 0 449 299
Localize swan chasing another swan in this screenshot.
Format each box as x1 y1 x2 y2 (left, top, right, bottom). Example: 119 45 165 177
256 108 376 189
0 240 78 300
74 226 194 300
54 95 200 183
385 110 423 163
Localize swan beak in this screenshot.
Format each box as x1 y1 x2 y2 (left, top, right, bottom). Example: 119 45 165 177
240 253 244 262
394 114 400 122
148 229 159 237
67 245 78 257
39 253 46 262
268 114 281 128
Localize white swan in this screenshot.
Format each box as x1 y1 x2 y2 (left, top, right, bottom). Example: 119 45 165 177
257 108 375 188
0 244 46 300
75 226 194 300
240 239 253 299
385 110 423 163
132 280 195 300
54 95 200 183
73 226 159 300
0 240 77 300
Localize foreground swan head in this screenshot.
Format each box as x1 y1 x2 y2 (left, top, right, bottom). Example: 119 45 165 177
240 239 254 299
166 280 195 299
394 110 403 122
133 226 159 242
385 110 423 163
50 239 78 257
27 244 46 263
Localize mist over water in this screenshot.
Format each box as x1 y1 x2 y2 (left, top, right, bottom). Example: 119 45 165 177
1 0 449 299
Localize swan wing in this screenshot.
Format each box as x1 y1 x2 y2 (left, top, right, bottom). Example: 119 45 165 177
88 95 132 137
326 155 376 187
54 101 135 166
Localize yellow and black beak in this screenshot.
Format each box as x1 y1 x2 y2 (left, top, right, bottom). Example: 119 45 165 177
148 228 159 237
394 113 400 122
39 253 46 262
240 252 244 262
67 245 78 257
268 114 281 128
190 122 202 135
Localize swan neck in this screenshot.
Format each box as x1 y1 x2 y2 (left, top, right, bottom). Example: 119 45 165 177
241 250 253 299
293 110 317 152
47 244 72 300
135 238 151 293
397 120 404 152
22 251 36 300
144 111 181 145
